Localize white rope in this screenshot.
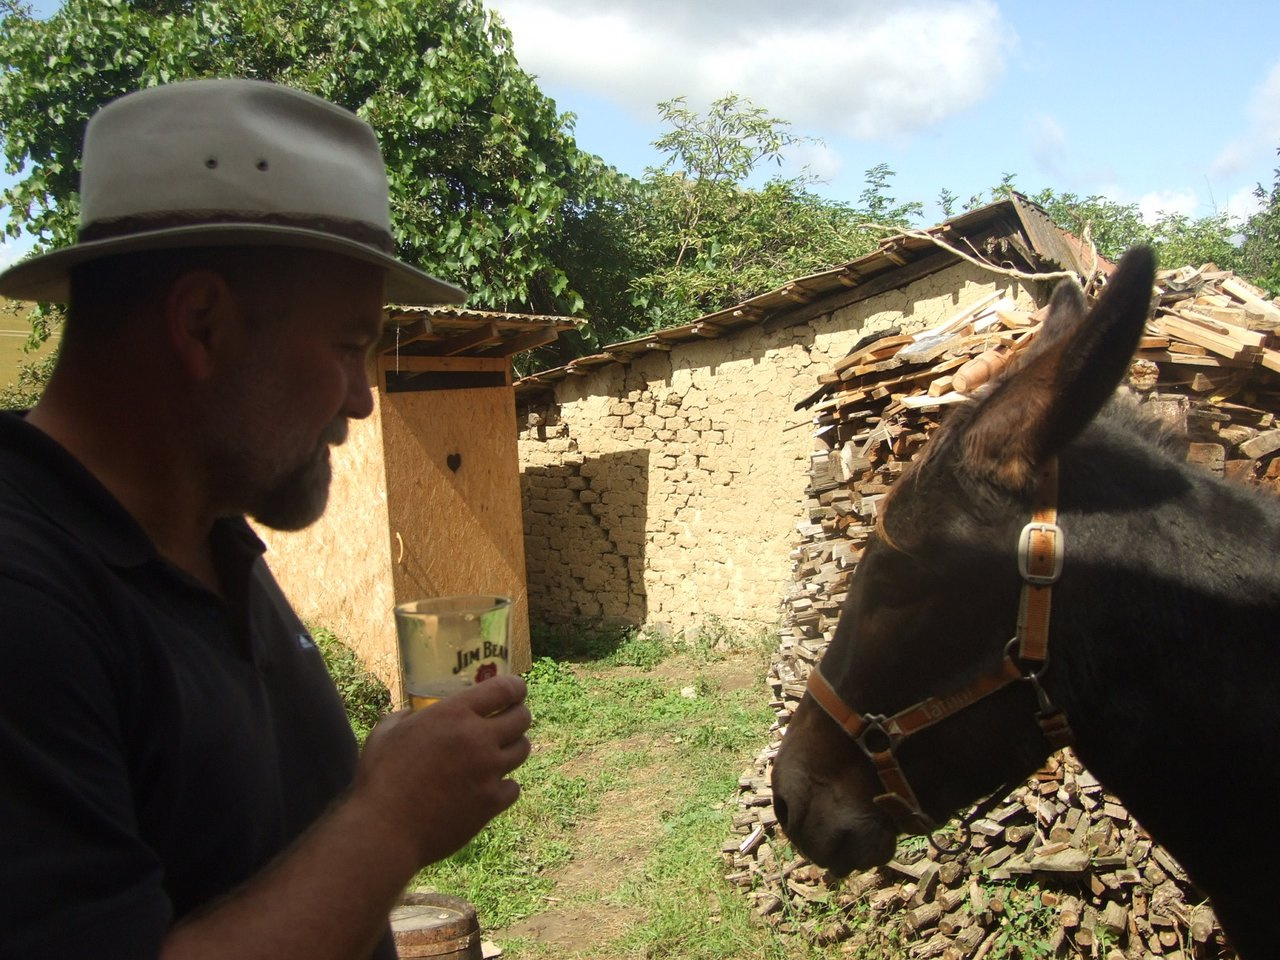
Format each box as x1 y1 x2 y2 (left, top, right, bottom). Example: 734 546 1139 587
858 222 1090 284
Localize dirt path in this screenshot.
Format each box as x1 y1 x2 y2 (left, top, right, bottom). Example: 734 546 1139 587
490 652 764 957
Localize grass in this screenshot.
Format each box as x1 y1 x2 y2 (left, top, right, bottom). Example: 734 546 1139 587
321 620 1067 958
403 622 828 958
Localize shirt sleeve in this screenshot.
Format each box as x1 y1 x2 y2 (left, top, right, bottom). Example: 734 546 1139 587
0 573 171 960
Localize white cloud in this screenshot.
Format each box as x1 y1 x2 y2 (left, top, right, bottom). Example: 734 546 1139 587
1136 189 1198 223
778 140 845 184
0 236 35 272
1212 59 1280 179
1028 113 1069 181
1225 184 1264 222
490 0 1014 141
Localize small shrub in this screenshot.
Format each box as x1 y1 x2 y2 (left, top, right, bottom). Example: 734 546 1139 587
312 626 391 743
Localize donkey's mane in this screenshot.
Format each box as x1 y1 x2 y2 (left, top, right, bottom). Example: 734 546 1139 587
914 382 1187 481
1093 389 1188 457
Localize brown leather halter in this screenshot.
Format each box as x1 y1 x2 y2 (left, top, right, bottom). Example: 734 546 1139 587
805 458 1075 835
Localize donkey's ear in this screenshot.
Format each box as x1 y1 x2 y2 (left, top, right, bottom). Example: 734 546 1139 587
959 246 1157 495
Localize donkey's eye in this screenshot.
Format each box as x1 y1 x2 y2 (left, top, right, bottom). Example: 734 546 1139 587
863 557 925 609
867 576 914 609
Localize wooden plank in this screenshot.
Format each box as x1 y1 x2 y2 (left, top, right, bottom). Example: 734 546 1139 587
487 325 560 356
780 283 814 303
909 290 1005 343
858 355 966 394
429 322 501 356
1136 349 1254 369
378 317 433 353
1221 276 1280 322
1153 315 1262 361
1169 308 1266 346
1262 347 1280 375
378 354 509 375
832 334 915 373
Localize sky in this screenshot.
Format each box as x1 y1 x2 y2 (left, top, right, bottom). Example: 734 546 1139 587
3 0 1279 270
485 0 1280 224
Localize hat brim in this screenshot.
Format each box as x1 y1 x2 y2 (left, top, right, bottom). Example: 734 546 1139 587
0 223 466 306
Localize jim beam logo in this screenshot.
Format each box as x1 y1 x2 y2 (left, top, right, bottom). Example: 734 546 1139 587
454 641 508 682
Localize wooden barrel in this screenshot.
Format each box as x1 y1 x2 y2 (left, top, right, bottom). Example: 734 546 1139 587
390 892 482 959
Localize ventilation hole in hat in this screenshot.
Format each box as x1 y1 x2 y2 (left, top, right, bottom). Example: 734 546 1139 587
256 159 269 171
205 157 218 169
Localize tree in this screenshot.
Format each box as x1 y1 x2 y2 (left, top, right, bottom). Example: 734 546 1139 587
619 94 919 332
1238 147 1280 296
960 176 1249 275
0 0 623 335
1145 209 1240 276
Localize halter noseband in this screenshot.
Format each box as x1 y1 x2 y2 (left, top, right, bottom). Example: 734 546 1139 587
805 458 1075 835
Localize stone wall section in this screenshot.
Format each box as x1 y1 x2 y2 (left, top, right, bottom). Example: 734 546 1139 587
518 262 1041 634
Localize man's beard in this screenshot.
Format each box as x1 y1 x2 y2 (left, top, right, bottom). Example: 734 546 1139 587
249 419 347 531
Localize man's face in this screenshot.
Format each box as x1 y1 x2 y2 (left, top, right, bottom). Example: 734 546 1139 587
204 253 384 531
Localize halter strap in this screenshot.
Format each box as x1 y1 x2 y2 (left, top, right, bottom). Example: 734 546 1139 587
1016 460 1062 662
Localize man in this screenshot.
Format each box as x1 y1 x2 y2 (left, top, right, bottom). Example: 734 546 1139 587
0 79 532 959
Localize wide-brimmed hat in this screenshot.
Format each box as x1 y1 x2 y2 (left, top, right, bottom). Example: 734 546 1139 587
0 78 465 305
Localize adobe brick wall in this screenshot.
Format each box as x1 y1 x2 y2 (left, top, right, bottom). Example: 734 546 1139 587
518 262 1042 636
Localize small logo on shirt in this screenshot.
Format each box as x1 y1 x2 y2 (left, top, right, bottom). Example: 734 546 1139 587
296 633 317 651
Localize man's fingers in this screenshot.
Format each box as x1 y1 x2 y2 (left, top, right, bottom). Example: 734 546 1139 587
454 674 528 716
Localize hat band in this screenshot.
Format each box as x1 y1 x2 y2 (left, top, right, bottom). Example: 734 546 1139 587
79 210 397 254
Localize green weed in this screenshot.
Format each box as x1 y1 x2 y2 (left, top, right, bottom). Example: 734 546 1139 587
312 625 390 745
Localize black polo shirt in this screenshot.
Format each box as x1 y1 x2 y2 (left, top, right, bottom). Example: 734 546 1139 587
0 412 395 959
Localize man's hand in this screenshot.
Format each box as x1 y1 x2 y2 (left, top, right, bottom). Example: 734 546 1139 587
354 675 532 866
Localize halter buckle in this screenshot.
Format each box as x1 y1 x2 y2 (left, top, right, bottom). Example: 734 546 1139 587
1018 520 1063 585
855 716 897 757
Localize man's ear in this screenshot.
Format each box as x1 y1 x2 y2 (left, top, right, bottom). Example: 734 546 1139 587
163 268 241 381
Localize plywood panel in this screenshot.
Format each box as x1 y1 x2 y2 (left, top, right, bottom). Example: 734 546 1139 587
381 386 531 675
254 389 399 687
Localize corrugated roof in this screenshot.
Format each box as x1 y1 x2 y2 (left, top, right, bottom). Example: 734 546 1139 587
514 193 1095 401
379 305 581 361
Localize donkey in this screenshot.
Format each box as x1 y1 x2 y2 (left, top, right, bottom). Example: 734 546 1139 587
770 247 1280 958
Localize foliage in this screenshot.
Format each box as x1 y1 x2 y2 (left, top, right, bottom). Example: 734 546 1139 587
0 0 622 336
978 882 1059 960
964 176 1261 278
3 0 1273 374
1025 187 1149 263
858 162 923 227
623 95 920 332
0 348 52 409
1238 147 1280 295
529 620 664 663
311 625 390 744
1145 209 1241 274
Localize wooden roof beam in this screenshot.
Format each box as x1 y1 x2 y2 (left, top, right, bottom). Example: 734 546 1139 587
879 241 909 267
430 322 502 356
780 283 813 304
378 317 433 353
488 324 561 357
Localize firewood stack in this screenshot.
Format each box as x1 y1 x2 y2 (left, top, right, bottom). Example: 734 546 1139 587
724 265 1280 958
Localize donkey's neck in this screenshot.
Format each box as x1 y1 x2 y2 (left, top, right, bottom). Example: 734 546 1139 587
1051 419 1280 946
